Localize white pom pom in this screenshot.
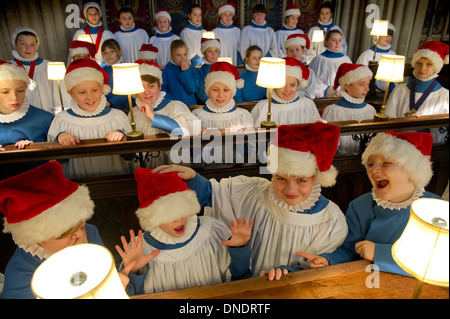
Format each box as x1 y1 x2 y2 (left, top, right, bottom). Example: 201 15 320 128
236 78 245 89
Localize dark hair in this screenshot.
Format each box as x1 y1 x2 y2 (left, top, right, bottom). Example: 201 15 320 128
141 74 161 86
245 45 262 59
319 1 334 13
253 4 267 14
188 4 201 15
118 7 134 18
101 38 121 53
15 31 38 44
324 29 342 41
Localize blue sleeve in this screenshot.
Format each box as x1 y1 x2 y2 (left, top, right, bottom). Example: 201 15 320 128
374 243 411 277
178 66 200 94
234 88 244 104
277 265 304 272
196 76 209 104
86 223 104 247
227 242 251 280
106 93 129 110
161 69 169 93
186 173 213 207
124 265 149 296
151 114 183 136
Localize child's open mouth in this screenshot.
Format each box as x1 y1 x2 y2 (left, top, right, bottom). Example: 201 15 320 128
174 225 185 234
376 179 389 189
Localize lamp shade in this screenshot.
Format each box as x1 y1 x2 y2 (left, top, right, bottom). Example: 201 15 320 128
370 20 389 36
202 31 215 39
218 57 233 64
112 63 145 95
77 34 93 43
375 55 405 82
47 62 66 80
392 198 449 287
311 30 324 43
256 58 286 89
31 244 129 299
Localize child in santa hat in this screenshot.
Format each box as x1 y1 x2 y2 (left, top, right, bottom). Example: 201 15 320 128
252 57 321 126
10 27 61 115
69 40 97 61
114 7 149 63
196 37 223 104
385 41 449 145
0 161 104 298
154 122 348 278
0 60 54 179
115 167 253 294
212 3 242 66
284 34 320 99
137 44 159 63
47 58 135 179
180 4 205 67
276 4 305 58
308 29 352 98
71 1 114 64
149 8 180 69
356 23 397 93
322 63 376 154
298 131 442 277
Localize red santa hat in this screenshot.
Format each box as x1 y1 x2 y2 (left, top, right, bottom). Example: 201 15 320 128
64 57 111 95
218 3 236 16
11 27 40 49
136 59 163 85
284 57 310 89
204 61 244 96
329 63 373 95
80 1 102 23
137 44 159 61
411 41 449 74
201 37 221 55
284 4 301 18
134 168 200 232
267 122 340 187
69 40 97 59
362 131 434 189
0 60 30 87
284 34 310 50
154 8 171 22
0 162 94 247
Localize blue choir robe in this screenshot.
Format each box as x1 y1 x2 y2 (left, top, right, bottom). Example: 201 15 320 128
101 63 129 110
161 61 200 106
239 66 267 102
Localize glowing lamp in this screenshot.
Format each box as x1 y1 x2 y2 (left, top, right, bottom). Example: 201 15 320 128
47 62 66 110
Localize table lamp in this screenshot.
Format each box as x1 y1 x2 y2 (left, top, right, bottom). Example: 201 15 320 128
218 57 233 64
47 62 66 110
392 198 449 299
31 244 129 299
370 20 389 61
202 31 215 39
256 58 286 128
311 30 325 57
374 55 405 121
112 63 145 140
77 34 93 43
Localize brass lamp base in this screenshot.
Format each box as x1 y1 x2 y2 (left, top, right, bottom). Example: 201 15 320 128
374 113 389 122
260 120 277 128
126 130 144 140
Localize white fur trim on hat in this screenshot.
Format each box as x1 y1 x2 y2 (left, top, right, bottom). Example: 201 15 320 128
284 36 307 50
135 189 200 232
69 47 89 58
339 66 373 90
64 67 111 95
201 39 221 55
139 63 163 85
82 1 102 23
218 4 235 16
361 133 433 189
154 10 171 22
286 65 308 88
3 185 94 247
11 27 40 49
267 145 338 187
412 49 446 74
0 62 30 86
205 70 243 96
284 7 301 18
137 51 158 61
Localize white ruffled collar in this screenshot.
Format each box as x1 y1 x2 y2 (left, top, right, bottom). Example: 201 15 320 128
12 50 38 62
372 187 425 210
372 41 392 51
120 23 135 31
205 98 235 113
150 215 198 244
18 242 52 260
413 71 439 82
0 98 30 123
69 95 107 117
245 63 258 72
342 91 365 104
318 18 333 26
155 26 173 34
269 182 322 213
270 89 299 104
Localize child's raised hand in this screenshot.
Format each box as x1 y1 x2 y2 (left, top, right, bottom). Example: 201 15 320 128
296 251 329 268
105 131 125 142
180 59 190 71
15 140 33 149
221 218 254 248
57 132 80 146
139 101 155 120
259 268 289 281
115 229 160 274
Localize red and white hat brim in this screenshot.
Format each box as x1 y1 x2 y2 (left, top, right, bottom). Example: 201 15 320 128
284 8 301 18
139 63 163 85
201 39 221 55
218 5 236 16
3 185 94 247
135 189 200 232
284 37 307 50
362 133 433 189
338 66 373 90
267 145 338 187
64 67 111 95
205 70 243 96
154 10 171 22
69 47 90 58
137 51 158 61
286 65 308 88
0 63 30 87
412 49 448 74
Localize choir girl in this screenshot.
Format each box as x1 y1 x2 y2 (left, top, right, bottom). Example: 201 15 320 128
180 4 205 67
239 46 266 102
116 167 253 294
276 4 304 58
196 37 222 104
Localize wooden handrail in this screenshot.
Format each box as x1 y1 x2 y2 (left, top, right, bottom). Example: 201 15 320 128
0 114 448 164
